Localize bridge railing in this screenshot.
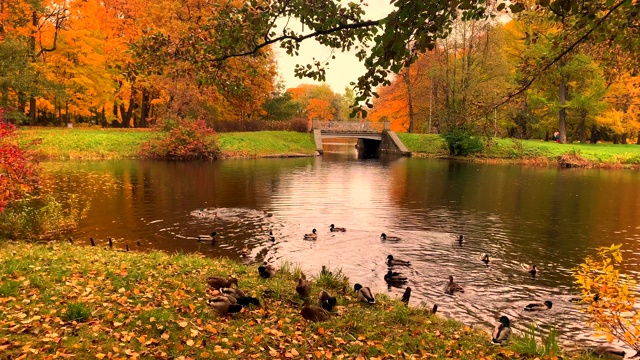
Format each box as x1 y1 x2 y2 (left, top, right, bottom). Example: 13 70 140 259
312 120 390 133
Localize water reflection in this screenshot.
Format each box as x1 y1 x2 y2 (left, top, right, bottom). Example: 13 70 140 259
41 155 640 349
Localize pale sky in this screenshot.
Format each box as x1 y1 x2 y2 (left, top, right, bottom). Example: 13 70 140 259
273 1 392 95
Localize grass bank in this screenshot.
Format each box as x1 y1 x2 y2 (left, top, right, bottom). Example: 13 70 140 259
0 242 597 359
17 128 316 160
397 133 640 168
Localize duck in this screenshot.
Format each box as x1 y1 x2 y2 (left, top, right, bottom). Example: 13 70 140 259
198 231 217 242
444 275 464 295
258 262 276 278
219 287 260 306
207 295 243 316
480 253 490 265
426 304 438 314
354 283 375 304
318 290 337 311
269 230 276 242
300 301 331 322
569 293 600 304
492 316 512 344
387 255 411 266
521 263 538 278
296 277 311 297
240 246 251 258
384 269 408 284
401 287 411 305
452 234 464 246
524 300 552 311
303 229 317 240
329 224 346 232
380 233 401 241
207 276 238 289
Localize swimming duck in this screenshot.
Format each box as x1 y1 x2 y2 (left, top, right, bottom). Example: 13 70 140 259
207 276 238 289
303 229 318 240
401 287 411 305
444 275 464 295
258 262 276 278
207 295 243 316
198 231 217 242
569 293 600 304
318 290 337 311
480 253 490 265
380 233 401 241
300 301 331 322
354 283 375 304
296 277 311 297
329 224 346 232
269 230 276 242
387 255 411 266
524 300 553 311
521 263 537 278
219 287 260 306
453 234 464 246
492 316 512 344
240 246 251 258
384 269 408 284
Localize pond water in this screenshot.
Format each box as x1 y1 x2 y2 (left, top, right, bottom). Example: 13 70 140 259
42 153 640 350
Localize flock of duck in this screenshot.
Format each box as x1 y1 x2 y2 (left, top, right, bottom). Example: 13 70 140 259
197 224 567 349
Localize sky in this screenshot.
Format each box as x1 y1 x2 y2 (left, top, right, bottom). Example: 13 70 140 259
272 1 392 95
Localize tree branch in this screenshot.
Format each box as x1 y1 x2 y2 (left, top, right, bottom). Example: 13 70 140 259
212 19 381 61
490 0 628 112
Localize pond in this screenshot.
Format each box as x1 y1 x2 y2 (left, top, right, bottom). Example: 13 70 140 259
42 154 640 350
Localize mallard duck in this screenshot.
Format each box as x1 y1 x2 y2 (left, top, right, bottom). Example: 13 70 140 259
240 246 251 258
384 269 408 284
569 293 600 304
207 295 243 316
521 263 537 278
480 253 490 265
318 290 337 311
207 276 238 289
219 288 260 306
258 263 276 278
387 255 411 266
401 287 411 305
269 230 276 242
296 277 311 297
587 345 629 359
444 275 464 295
492 316 512 344
300 301 330 322
380 233 401 241
354 283 375 304
524 300 552 311
198 231 217 242
451 234 464 246
329 224 346 232
303 229 317 240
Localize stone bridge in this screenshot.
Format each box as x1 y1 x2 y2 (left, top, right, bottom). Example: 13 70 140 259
311 120 409 157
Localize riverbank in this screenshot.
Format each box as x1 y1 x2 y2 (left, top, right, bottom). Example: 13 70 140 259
0 242 598 359
398 134 640 168
17 128 316 160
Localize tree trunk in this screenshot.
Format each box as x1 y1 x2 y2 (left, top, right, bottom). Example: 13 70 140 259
613 134 619 144
621 133 627 144
139 90 150 128
29 11 37 125
403 68 414 133
558 75 567 144
119 91 136 128
637 131 640 145
590 124 599 144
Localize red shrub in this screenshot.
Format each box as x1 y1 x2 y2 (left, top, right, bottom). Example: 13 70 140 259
139 118 219 160
0 108 40 212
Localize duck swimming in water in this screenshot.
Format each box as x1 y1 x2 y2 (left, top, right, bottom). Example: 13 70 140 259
198 231 217 242
387 255 411 266
521 263 537 278
492 316 512 344
524 300 552 311
384 269 408 284
444 275 464 295
329 224 346 232
480 253 490 265
303 229 317 240
380 233 401 241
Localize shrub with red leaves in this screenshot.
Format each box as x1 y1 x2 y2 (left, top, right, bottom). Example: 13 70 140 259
139 117 219 160
0 108 40 212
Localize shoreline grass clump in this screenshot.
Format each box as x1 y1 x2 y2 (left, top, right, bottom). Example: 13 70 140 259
0 242 601 359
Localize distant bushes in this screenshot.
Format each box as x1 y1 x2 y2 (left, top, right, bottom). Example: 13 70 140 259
211 118 308 133
441 128 485 156
139 118 219 160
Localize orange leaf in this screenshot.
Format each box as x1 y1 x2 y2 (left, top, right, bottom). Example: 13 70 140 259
318 328 325 335
254 335 262 343
178 321 188 328
200 352 210 358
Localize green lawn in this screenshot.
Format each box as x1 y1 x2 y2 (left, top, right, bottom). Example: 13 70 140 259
0 242 597 359
217 131 316 158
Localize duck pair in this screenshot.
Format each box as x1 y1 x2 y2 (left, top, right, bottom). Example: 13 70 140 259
300 290 338 322
207 287 260 316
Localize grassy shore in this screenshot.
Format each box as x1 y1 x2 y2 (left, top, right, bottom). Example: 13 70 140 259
17 128 316 160
0 242 598 359
398 133 640 167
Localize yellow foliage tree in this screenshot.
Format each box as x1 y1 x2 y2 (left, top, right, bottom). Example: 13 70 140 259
574 244 640 352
